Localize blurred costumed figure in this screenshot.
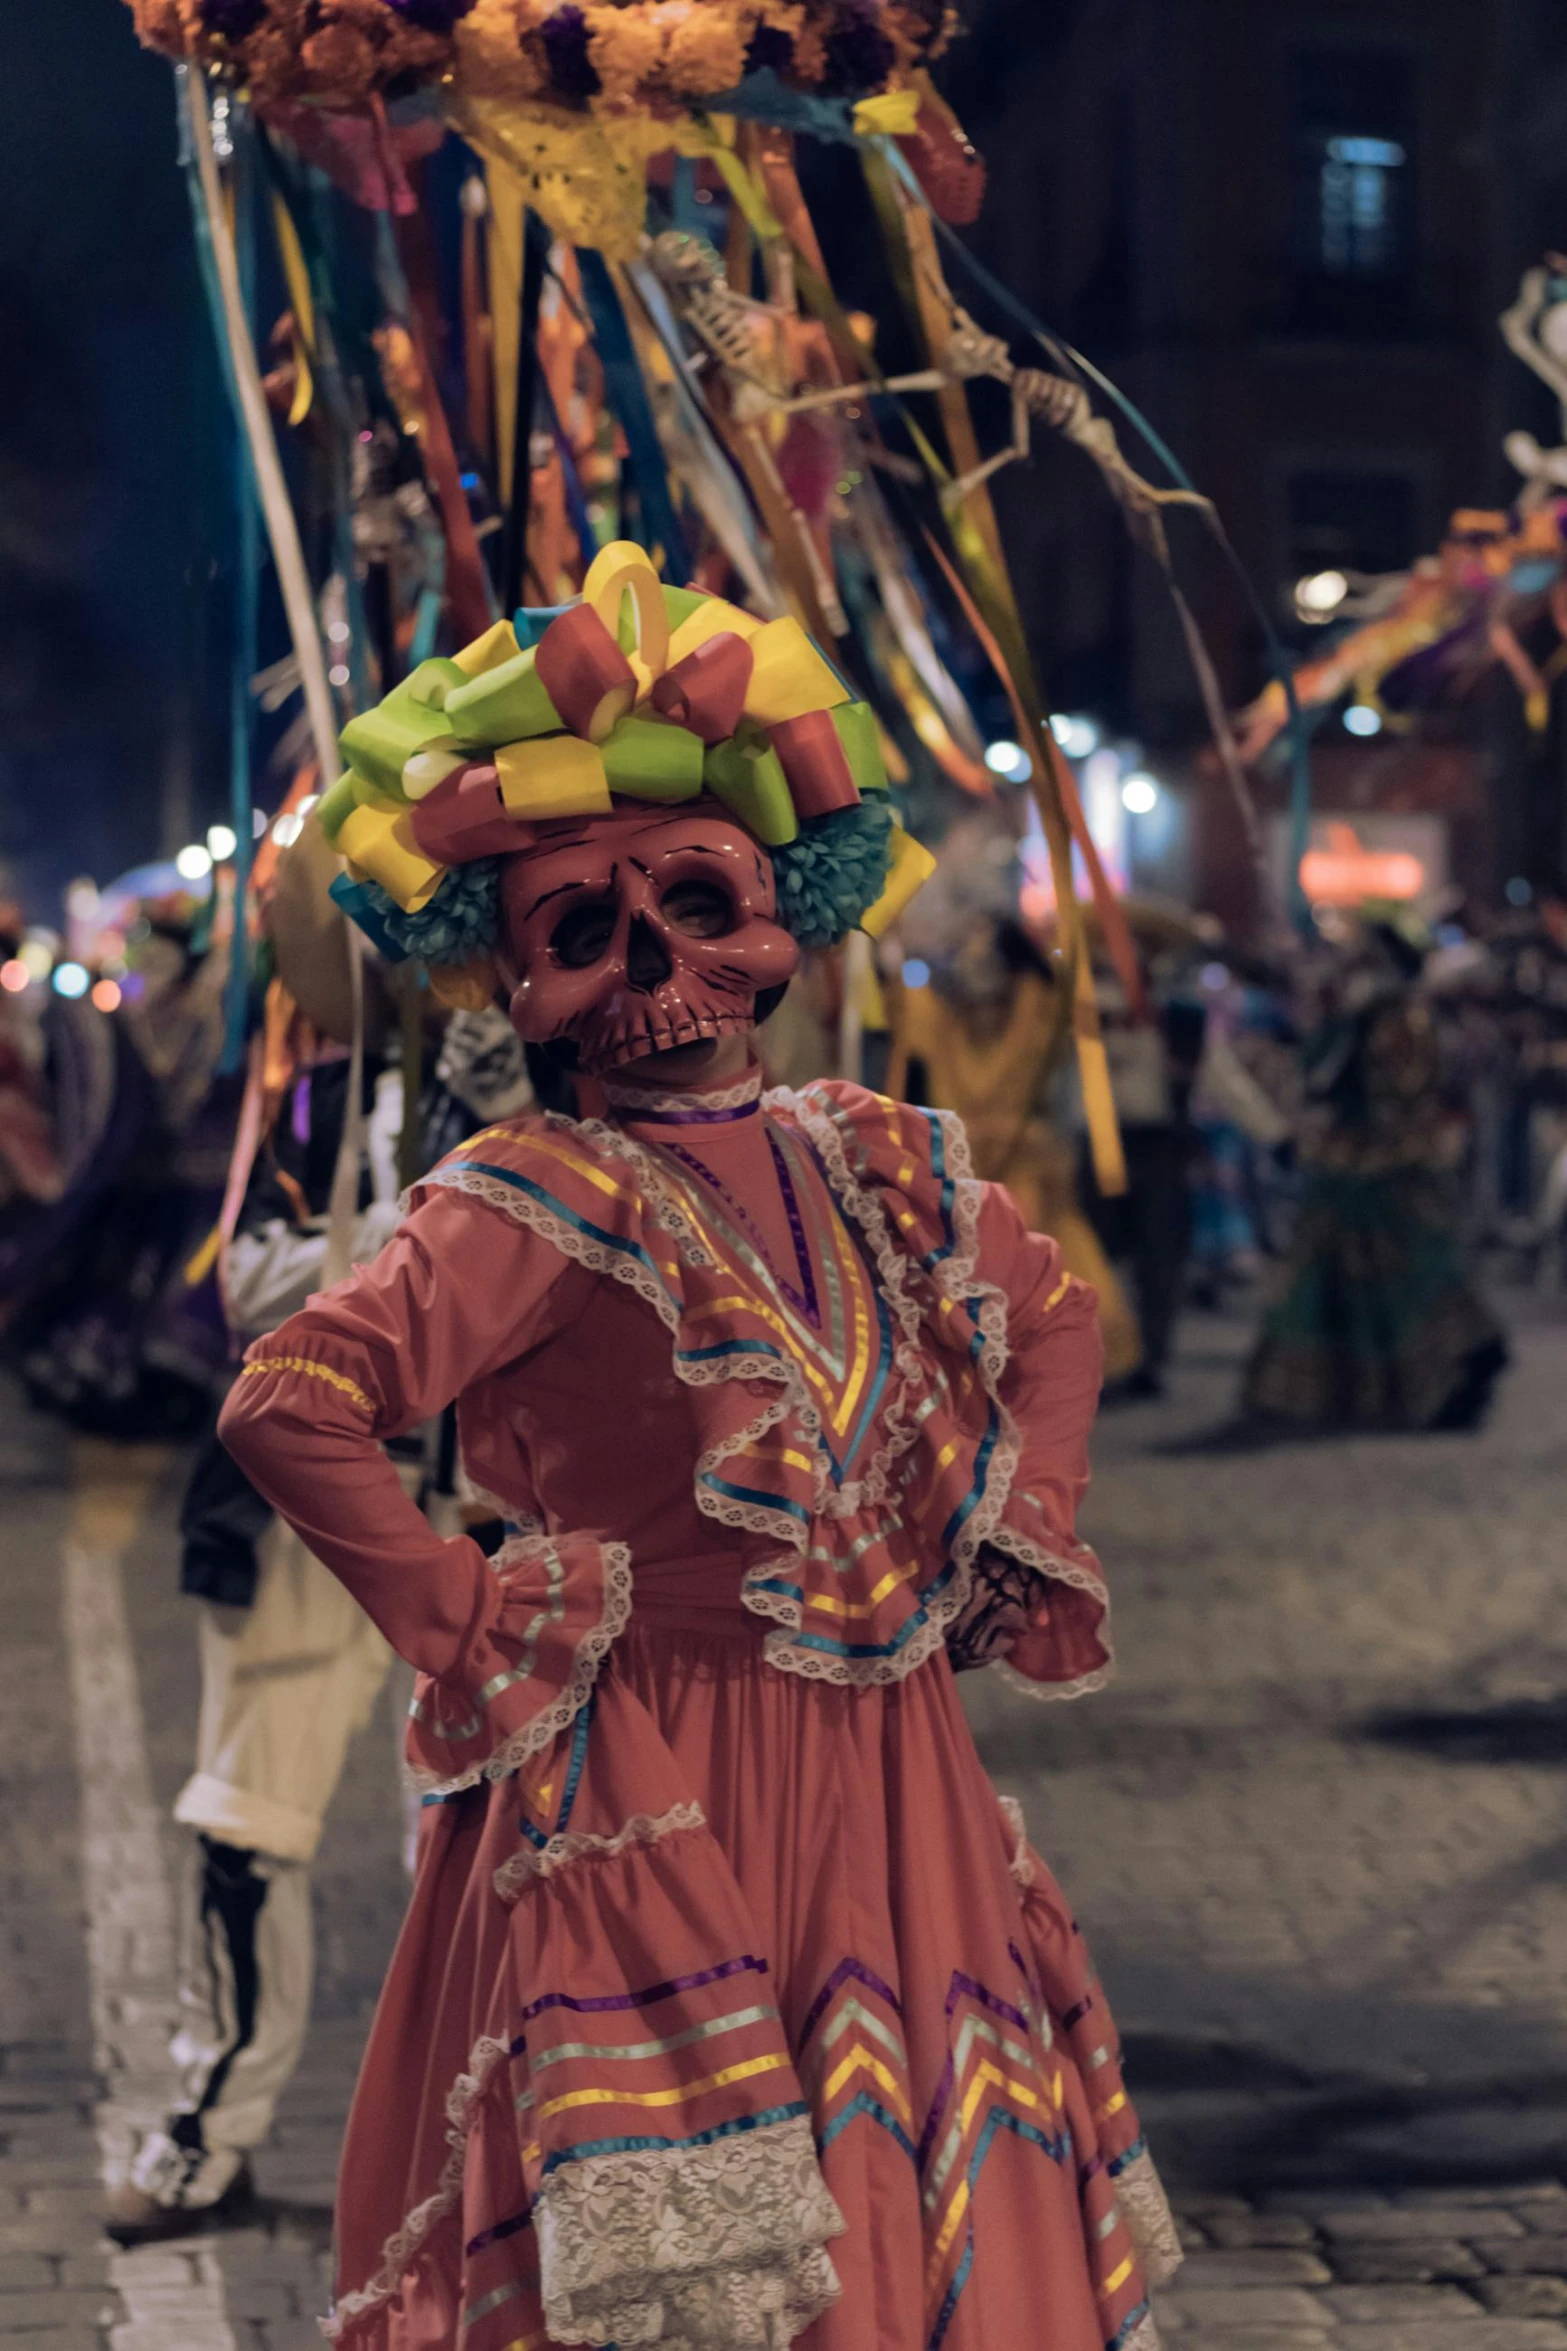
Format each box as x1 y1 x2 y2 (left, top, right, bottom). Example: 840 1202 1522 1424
888 921 1142 1382
217 554 1178 2351
110 832 537 2240
1244 920 1507 1430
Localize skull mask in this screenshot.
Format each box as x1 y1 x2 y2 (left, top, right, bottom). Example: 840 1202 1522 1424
500 799 800 1072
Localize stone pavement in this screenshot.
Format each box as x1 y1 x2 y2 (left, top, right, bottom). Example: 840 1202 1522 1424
3 1290 1567 2346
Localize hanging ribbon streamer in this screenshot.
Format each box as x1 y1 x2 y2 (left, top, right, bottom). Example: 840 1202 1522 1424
180 70 338 783
537 369 598 575
880 139 1312 931
503 207 549 613
224 121 260 1076
576 247 693 584
689 120 1126 1193
486 158 525 511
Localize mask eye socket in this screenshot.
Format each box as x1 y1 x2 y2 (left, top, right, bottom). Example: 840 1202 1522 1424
661 878 735 939
551 898 617 969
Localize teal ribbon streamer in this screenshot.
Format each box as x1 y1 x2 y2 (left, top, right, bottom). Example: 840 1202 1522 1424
881 140 1313 927
177 72 258 1072
576 248 692 584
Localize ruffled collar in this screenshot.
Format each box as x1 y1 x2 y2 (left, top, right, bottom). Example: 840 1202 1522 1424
600 1061 765 1128
414 1081 1110 1694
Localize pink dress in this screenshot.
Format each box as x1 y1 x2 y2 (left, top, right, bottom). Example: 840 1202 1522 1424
219 1065 1179 2351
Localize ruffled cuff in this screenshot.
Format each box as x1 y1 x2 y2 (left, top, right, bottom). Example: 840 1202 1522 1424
405 1531 633 1796
535 2113 844 2349
984 1484 1113 1698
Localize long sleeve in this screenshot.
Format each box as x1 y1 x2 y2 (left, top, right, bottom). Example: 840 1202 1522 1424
218 1188 578 1680
973 1180 1113 1696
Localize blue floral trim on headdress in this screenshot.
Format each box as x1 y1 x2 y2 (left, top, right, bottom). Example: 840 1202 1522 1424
771 801 894 950
341 857 503 967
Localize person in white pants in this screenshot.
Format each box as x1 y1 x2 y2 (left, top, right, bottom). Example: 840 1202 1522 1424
107 1014 531 2238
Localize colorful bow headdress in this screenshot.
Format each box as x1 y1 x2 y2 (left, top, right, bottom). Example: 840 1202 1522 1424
321 541 933 991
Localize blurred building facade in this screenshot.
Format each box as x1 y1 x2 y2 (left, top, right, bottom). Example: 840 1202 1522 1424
948 0 1567 925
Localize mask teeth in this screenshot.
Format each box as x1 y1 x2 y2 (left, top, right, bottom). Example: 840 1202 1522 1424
586 1006 752 1072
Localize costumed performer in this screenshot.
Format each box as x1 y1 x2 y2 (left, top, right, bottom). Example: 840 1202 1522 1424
219 545 1181 2351
887 917 1143 1386
1244 916 1507 1430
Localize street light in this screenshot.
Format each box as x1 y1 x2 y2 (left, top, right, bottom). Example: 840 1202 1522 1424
1295 569 1349 621
207 823 238 862
1121 772 1160 815
176 843 213 882
984 740 1032 782
1343 703 1382 737
1049 714 1099 758
52 961 89 999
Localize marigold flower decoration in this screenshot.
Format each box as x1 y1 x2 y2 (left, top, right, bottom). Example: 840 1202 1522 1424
317 542 934 1001
126 0 955 113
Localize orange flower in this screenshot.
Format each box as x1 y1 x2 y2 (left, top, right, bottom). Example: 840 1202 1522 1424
788 15 826 82
584 2 667 101
655 0 748 97
130 0 190 53
299 21 380 99
456 0 547 100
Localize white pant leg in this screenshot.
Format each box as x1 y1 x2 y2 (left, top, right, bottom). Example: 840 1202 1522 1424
165 1517 393 2156
174 1517 392 1864
167 1836 314 2158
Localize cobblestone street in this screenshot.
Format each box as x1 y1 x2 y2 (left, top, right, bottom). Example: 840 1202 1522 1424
5 1291 1567 2348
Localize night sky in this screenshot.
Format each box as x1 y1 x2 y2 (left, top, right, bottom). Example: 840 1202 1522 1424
0 3 229 919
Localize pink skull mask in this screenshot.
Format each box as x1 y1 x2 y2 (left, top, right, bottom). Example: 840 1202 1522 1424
499 799 801 1072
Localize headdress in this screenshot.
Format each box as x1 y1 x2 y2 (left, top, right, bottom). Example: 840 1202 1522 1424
320 541 933 1002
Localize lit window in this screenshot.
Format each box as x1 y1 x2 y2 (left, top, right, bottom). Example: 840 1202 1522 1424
1319 135 1406 275
1290 49 1414 304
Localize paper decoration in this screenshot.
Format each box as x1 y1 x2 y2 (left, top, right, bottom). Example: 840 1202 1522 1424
859 822 937 938
703 727 799 845
533 603 638 742
650 633 755 744
741 617 851 726
495 734 611 819
445 644 563 747
601 715 706 800
769 709 861 819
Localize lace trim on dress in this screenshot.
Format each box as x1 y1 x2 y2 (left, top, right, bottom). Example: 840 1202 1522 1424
982 1517 1116 1703
403 1538 634 1799
1113 2149 1184 2288
602 1067 765 1116
493 1800 706 1901
534 2109 845 2350
320 2030 512 2342
570 1112 931 1530
1121 2315 1166 2351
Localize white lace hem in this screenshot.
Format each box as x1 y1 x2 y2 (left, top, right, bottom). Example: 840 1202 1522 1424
1114 2148 1184 2287
535 2110 845 2349
493 1799 706 1900
321 2029 511 2342
403 1537 634 1799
